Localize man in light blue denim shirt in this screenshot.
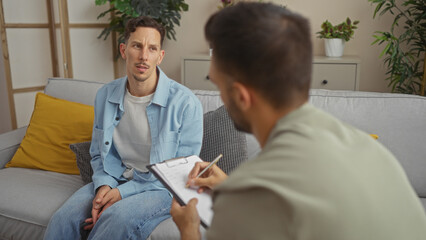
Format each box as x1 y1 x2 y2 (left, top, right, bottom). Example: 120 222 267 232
44 16 203 240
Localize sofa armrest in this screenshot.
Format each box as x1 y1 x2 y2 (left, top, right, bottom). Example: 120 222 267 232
0 127 27 168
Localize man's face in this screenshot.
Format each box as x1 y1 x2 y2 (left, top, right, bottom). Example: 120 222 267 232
120 27 164 83
209 58 252 133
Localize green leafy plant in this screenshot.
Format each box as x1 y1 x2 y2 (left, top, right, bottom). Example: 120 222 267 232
369 0 426 95
95 0 189 46
218 0 234 9
316 18 359 41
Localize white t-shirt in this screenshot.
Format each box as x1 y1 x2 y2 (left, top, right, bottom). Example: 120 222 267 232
113 88 154 179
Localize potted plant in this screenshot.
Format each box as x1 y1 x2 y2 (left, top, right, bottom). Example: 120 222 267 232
368 0 426 95
95 0 189 57
316 18 359 57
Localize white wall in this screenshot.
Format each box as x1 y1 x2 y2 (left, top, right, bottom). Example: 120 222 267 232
158 0 399 92
0 0 407 130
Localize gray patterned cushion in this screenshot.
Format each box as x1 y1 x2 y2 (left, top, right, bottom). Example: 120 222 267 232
69 142 93 184
200 105 248 174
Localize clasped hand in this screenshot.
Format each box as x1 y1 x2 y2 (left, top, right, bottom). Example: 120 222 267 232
170 161 227 240
83 185 122 230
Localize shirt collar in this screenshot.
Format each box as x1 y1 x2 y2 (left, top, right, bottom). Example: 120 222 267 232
108 67 171 110
151 67 171 107
265 103 312 145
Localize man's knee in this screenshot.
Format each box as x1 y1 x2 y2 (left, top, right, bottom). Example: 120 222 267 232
97 203 127 224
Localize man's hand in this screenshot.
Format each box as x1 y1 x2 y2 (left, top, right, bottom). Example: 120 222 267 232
170 198 201 240
83 185 122 230
187 161 228 193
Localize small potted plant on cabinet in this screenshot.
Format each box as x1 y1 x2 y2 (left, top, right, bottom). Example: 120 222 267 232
316 18 359 57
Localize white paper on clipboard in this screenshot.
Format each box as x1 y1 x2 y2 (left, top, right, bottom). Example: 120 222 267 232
148 155 213 228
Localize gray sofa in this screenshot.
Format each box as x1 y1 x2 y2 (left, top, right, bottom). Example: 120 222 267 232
1 78 425 240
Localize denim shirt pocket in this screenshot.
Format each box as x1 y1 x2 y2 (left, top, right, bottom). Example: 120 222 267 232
159 131 180 160
92 127 105 158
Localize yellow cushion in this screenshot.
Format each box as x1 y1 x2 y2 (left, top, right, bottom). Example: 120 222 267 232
6 93 94 174
370 134 379 140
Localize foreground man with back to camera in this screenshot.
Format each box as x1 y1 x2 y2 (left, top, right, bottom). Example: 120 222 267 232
44 16 203 240
171 2 426 240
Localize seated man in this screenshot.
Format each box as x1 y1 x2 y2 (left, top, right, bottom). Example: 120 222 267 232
44 16 203 240
171 2 426 240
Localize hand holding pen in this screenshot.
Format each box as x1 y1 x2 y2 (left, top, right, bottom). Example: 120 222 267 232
186 154 228 193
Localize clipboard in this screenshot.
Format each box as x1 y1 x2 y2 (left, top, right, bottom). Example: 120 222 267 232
147 155 213 228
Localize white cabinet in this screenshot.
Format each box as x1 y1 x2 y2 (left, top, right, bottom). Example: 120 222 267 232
181 56 217 91
312 56 360 91
182 55 360 91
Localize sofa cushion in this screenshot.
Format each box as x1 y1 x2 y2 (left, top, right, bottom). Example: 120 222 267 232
149 217 206 240
200 105 248 174
192 89 261 161
0 168 84 240
309 89 426 197
70 142 93 184
6 93 94 175
45 78 104 106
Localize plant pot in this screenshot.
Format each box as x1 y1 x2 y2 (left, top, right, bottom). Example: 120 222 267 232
324 38 345 57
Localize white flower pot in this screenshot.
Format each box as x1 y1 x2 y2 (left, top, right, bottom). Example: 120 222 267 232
324 38 345 57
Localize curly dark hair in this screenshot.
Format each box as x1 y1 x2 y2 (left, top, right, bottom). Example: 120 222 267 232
124 16 165 46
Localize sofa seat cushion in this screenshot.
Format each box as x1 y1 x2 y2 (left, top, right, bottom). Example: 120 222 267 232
0 168 84 240
148 217 206 240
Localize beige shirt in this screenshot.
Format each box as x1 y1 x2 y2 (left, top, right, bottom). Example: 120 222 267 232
207 103 426 240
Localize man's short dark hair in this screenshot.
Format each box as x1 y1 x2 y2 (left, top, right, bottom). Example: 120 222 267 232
124 16 165 46
205 2 312 108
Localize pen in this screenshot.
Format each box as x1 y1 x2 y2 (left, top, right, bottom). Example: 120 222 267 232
186 154 223 188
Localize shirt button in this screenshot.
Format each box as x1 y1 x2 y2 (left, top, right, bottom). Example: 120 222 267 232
105 141 109 145
115 117 120 121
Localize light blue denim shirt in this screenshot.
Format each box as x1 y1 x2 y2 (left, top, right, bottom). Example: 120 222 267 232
89 68 203 198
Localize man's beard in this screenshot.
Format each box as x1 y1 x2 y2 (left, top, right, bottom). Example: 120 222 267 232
225 97 251 133
132 73 147 82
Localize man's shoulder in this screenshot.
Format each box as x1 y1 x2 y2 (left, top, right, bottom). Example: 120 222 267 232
100 77 126 90
169 80 195 96
155 69 200 107
96 77 126 96
166 79 201 106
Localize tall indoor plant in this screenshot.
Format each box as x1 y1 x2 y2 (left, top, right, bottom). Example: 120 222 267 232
316 18 359 57
369 0 426 95
95 0 189 53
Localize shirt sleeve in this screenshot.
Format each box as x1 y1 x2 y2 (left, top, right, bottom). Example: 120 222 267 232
206 188 289 240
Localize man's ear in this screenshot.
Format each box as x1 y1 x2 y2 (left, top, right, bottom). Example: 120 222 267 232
119 43 127 60
232 82 252 111
157 49 165 65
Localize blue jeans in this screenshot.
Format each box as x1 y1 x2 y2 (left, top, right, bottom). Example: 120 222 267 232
44 183 172 240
